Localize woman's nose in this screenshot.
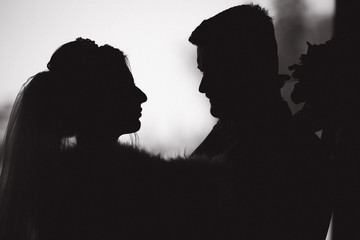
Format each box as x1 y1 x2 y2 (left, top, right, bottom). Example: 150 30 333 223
137 87 147 103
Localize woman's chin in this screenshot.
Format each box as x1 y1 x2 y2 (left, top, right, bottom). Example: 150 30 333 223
123 120 141 134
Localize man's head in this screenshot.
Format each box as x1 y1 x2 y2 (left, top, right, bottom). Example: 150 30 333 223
189 4 285 120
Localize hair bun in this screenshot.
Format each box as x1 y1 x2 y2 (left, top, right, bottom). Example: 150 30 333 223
47 38 99 74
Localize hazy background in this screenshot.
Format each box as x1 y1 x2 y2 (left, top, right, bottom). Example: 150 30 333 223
0 0 334 158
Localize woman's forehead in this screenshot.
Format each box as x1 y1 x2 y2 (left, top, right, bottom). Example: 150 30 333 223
107 67 134 86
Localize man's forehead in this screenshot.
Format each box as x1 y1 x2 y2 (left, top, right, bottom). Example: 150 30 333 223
197 45 248 69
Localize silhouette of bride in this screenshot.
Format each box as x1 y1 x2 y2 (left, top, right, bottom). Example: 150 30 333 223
0 38 146 239
0 38 231 240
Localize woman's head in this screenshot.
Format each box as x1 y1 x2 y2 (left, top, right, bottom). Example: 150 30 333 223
76 44 147 143
21 38 147 146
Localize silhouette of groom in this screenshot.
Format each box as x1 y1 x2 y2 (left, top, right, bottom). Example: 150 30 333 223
189 4 291 159
188 4 332 239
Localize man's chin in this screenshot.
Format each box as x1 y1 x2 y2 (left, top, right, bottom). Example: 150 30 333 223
210 106 236 120
210 107 221 118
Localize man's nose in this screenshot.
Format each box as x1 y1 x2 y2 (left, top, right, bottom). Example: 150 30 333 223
199 76 209 94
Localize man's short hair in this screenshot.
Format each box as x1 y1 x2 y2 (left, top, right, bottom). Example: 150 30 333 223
189 4 280 82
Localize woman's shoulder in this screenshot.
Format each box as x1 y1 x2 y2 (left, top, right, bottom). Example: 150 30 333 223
115 143 164 162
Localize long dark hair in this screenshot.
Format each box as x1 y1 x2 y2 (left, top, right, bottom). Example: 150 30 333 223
0 38 101 239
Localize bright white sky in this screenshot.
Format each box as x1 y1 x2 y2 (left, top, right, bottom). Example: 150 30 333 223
0 0 334 157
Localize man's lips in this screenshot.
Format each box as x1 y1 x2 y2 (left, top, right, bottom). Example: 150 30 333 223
206 95 225 104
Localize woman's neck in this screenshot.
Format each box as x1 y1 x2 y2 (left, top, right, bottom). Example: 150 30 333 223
76 134 120 149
